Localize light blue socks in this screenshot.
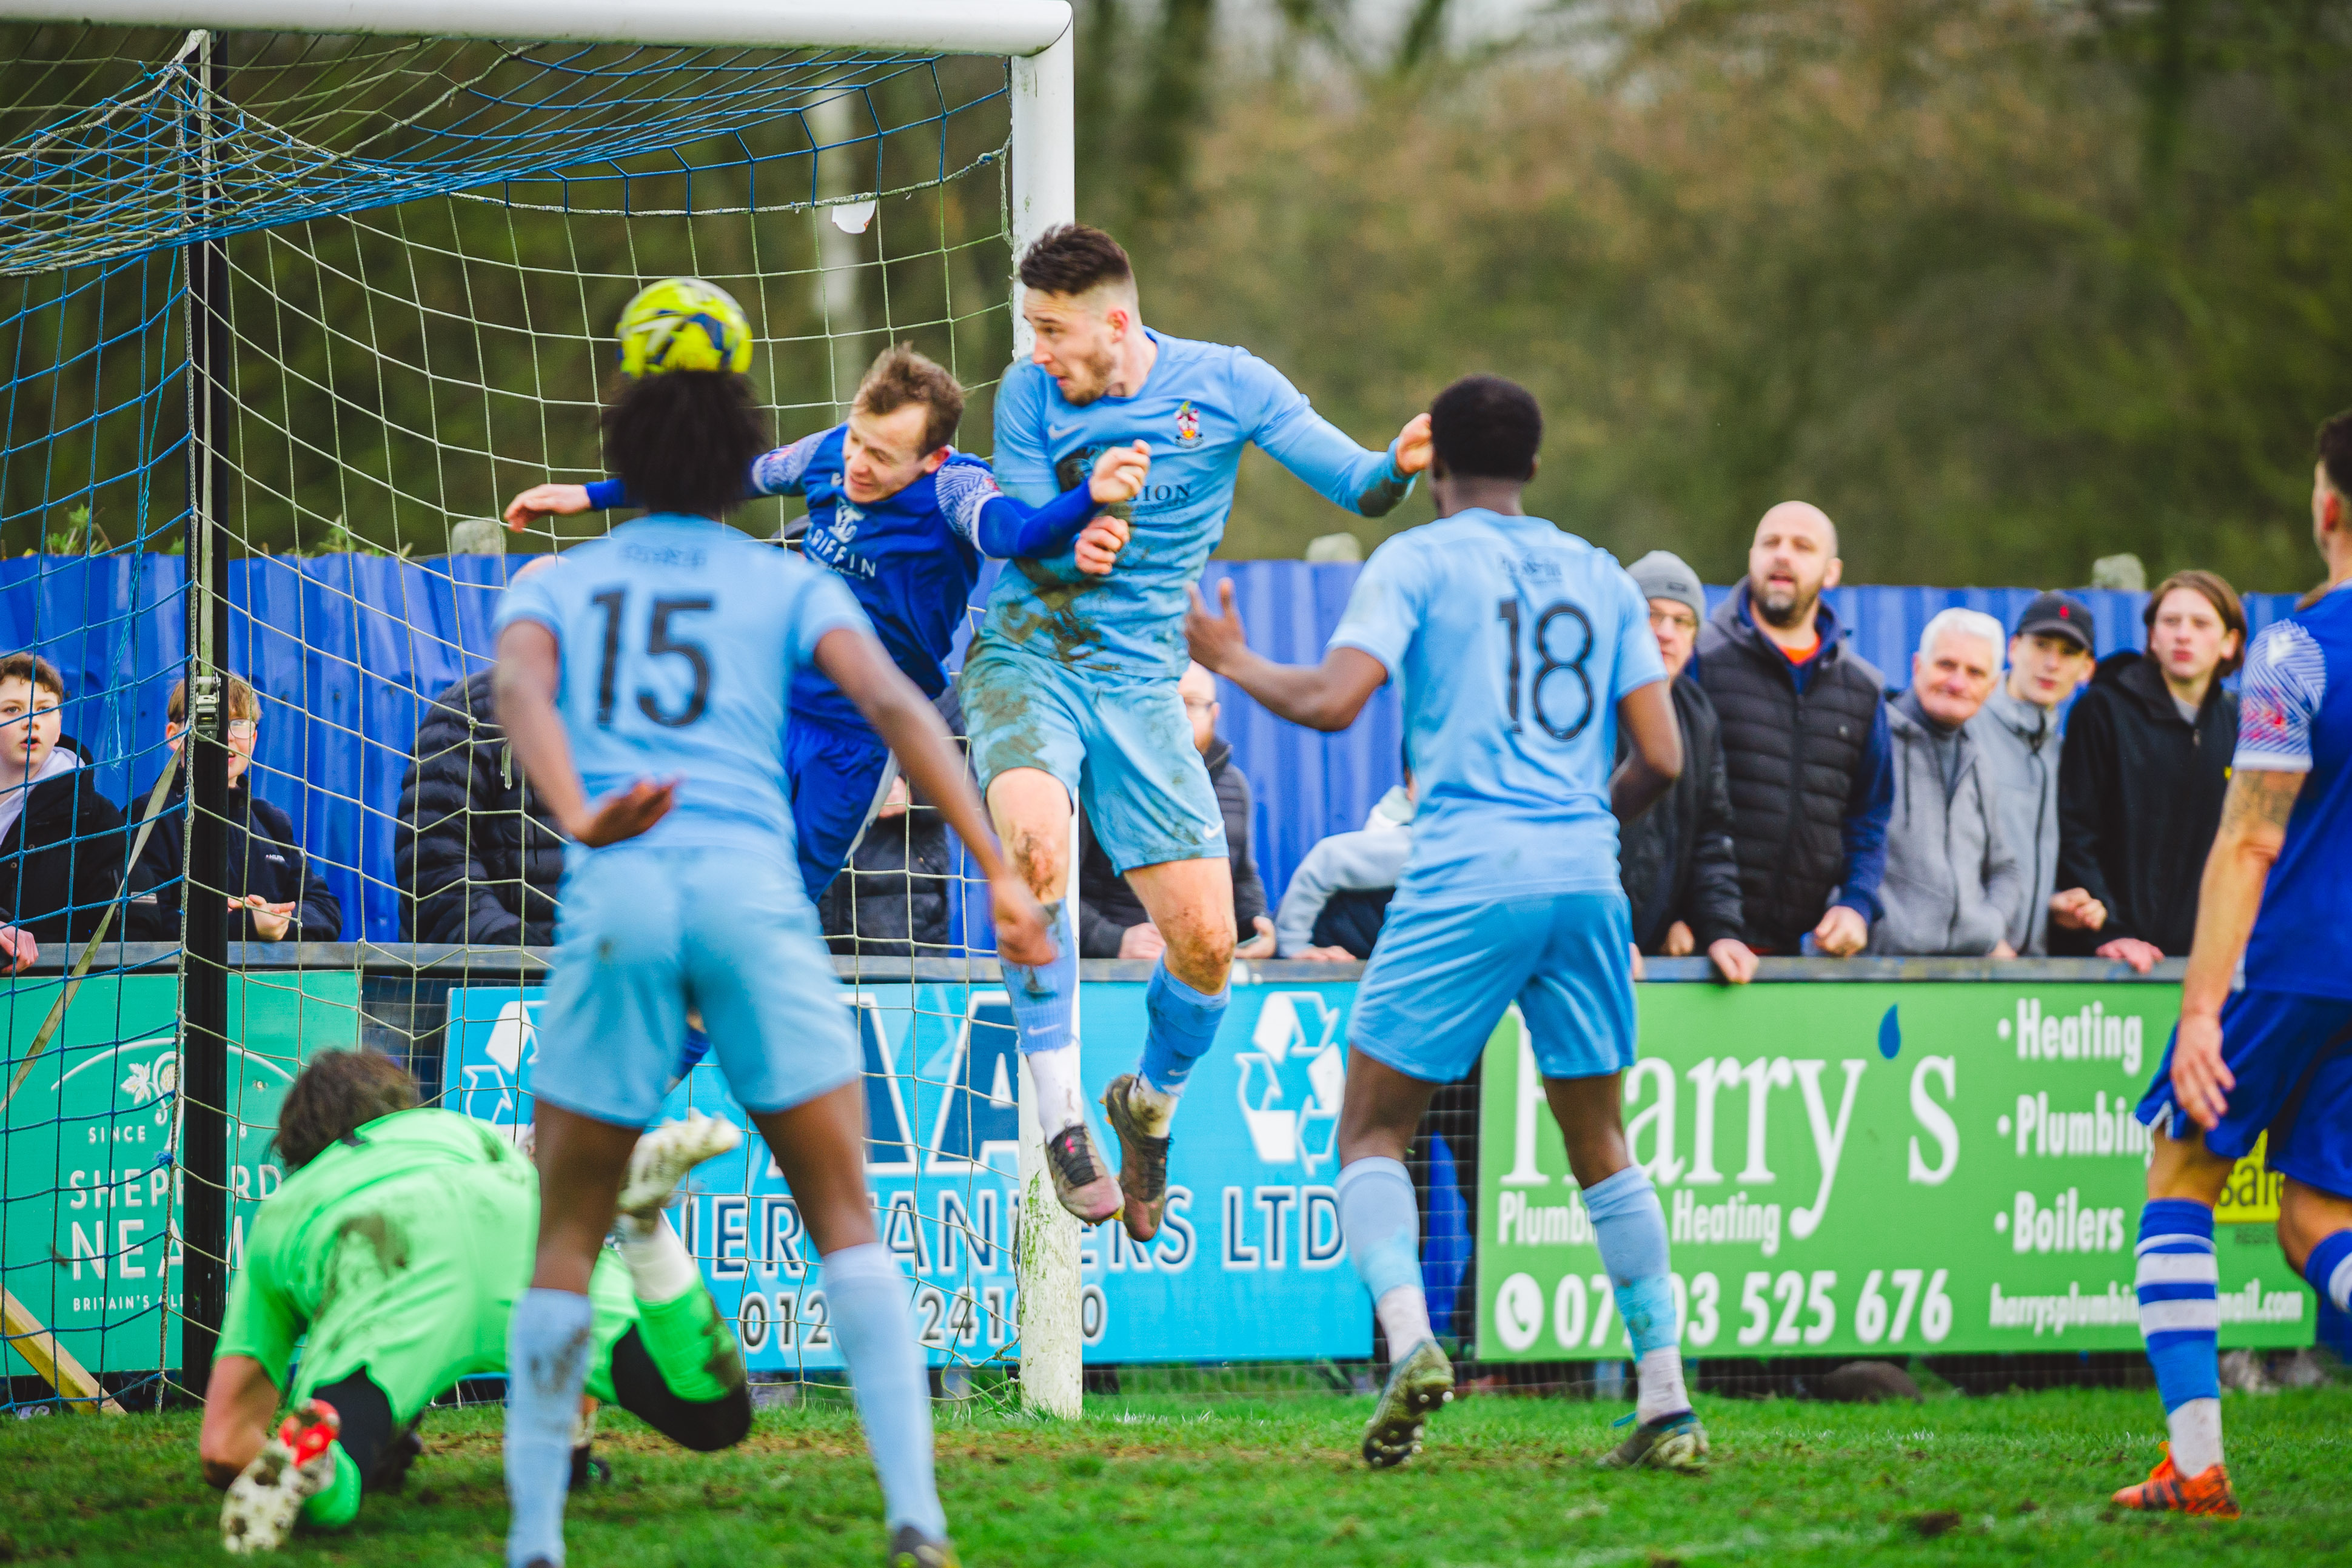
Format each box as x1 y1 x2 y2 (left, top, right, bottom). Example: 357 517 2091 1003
1003 899 1076 1056
504 1287 593 1567
1581 1164 1688 1422
1137 959 1228 1095
822 1242 947 1538
1338 1156 1433 1351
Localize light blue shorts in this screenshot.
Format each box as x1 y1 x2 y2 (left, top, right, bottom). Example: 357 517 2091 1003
535 845 858 1127
957 645 1227 873
1349 890 1638 1085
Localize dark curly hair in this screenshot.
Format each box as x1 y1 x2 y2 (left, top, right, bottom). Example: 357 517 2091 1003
274 1050 419 1170
602 370 772 520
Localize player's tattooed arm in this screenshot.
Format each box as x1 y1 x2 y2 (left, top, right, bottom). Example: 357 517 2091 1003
492 620 677 847
2173 766 2307 1129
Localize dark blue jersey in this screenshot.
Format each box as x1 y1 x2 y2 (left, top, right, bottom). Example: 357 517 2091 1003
2236 582 2352 1000
749 425 988 734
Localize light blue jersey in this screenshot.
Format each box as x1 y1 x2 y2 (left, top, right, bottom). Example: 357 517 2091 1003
1329 508 1666 908
495 515 869 865
987 329 1414 678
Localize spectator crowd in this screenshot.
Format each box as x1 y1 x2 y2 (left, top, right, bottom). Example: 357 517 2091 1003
0 412 2342 973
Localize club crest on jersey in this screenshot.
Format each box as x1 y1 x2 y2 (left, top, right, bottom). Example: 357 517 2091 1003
1174 400 1202 445
831 497 863 541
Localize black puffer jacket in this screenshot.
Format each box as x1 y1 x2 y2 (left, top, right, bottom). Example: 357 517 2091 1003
395 670 565 946
124 776 341 942
1618 675 1743 953
2053 651 2238 958
1695 586 1886 952
0 740 127 948
817 802 952 959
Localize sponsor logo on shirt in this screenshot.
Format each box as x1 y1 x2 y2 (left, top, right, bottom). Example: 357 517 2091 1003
1174 400 1202 445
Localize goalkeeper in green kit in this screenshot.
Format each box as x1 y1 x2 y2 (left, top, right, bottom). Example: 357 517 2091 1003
198 1050 748 1552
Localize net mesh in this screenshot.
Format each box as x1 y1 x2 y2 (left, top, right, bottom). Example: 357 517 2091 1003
0 22 1030 1415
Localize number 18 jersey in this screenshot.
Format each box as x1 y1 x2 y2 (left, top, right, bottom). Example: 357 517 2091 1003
495 515 869 860
1329 508 1666 909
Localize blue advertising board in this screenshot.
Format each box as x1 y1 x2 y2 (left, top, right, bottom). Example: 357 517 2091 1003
443 982 1371 1368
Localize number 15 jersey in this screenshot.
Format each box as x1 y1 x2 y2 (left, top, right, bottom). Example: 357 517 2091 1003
495 514 869 860
1329 508 1666 909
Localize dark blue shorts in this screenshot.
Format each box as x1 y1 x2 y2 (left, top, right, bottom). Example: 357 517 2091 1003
784 719 896 903
2137 988 2352 1198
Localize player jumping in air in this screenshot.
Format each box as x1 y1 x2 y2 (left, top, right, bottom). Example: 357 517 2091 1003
199 1051 747 1552
976 223 1432 1237
1186 375 1701 1470
491 278 1053 1568
2109 409 2352 1520
504 344 1146 903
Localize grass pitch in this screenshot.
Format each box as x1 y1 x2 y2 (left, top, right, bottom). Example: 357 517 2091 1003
5 1384 2347 1566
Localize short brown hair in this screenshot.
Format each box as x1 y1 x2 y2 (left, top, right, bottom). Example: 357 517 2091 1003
1017 223 1134 299
274 1050 420 1170
166 672 259 725
854 344 964 454
0 652 64 702
2319 408 2352 501
2143 568 2247 678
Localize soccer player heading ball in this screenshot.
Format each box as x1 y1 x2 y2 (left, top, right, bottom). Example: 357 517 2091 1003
506 303 1147 910
1186 375 1705 1471
2109 409 2352 1521
489 277 1053 1568
971 224 1433 1238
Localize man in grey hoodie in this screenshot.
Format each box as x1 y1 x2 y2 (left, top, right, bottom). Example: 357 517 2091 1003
1876 609 2024 957
1275 770 1415 960
1967 593 2100 954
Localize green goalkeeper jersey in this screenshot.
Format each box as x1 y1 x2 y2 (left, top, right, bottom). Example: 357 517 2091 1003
219 1107 637 1416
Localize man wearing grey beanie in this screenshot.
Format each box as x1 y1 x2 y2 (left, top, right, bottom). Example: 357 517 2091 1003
1618 551 1756 982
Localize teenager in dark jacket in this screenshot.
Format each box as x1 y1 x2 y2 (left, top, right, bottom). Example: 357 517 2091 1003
394 667 565 946
124 676 341 943
2052 569 2244 969
1077 663 1270 960
0 652 126 953
1617 552 1754 982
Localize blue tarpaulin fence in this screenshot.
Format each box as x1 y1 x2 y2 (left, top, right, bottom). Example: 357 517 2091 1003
1 552 2299 944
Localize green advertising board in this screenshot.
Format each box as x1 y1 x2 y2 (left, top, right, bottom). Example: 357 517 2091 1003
1 970 360 1383
1476 983 2311 1360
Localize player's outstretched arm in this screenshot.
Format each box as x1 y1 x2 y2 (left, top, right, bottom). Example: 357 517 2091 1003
969 442 1148 574
812 626 1056 968
492 621 677 847
2173 767 2304 1128
502 483 593 530
1609 680 1683 823
1185 579 1387 731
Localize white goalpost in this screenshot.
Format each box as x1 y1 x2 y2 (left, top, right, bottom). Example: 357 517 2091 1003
0 0 1084 1416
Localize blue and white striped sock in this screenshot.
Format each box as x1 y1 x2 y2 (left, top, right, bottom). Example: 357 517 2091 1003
2136 1198 2222 1476
2304 1227 2352 1315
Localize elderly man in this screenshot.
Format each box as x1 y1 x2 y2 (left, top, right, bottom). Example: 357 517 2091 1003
1694 503 1892 956
1620 551 1754 983
1969 593 2100 955
1876 609 2023 956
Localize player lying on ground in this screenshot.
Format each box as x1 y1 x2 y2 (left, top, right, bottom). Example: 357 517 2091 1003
2110 410 2352 1521
1187 374 1706 1472
198 1050 746 1552
492 278 1052 1568
503 343 1147 904
973 223 1433 1239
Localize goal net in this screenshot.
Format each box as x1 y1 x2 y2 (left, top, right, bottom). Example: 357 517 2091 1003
0 10 1074 1416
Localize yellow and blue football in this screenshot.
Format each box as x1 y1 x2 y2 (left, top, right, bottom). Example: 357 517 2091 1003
614 276 754 377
